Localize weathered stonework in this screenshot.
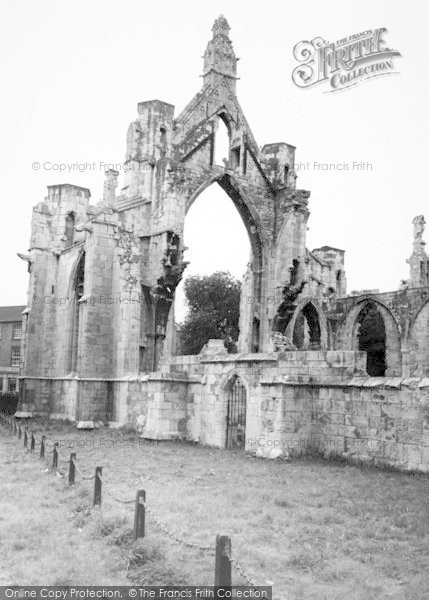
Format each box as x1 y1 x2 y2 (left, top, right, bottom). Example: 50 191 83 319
16 17 429 473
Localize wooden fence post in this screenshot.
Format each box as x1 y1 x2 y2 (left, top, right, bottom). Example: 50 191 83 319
133 490 146 540
52 442 59 469
93 467 102 507
69 453 76 485
214 535 232 588
40 435 45 459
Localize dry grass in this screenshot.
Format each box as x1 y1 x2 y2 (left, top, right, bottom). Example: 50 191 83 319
1 418 429 599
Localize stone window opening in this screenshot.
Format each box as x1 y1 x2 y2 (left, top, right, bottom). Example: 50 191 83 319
290 259 300 286
284 165 289 185
356 302 386 377
214 115 230 167
231 146 241 170
75 253 85 299
251 317 260 353
8 378 17 393
336 270 343 295
160 126 167 158
293 303 321 350
65 212 75 248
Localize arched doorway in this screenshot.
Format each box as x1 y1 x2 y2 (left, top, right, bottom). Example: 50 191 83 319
292 302 322 349
226 375 247 449
173 174 261 356
355 302 387 376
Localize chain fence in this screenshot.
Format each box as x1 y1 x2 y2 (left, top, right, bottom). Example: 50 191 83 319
0 412 266 591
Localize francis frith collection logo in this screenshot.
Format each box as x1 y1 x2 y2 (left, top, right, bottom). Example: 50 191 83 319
292 28 401 92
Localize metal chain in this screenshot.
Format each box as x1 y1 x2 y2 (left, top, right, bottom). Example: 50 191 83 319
0 413 259 587
57 450 70 464
144 503 214 553
103 481 135 506
225 550 256 586
71 457 96 481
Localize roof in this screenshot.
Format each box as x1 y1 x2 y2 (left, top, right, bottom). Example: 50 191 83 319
312 246 345 254
0 306 26 323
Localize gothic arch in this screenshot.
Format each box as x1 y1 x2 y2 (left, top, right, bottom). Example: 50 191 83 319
338 298 401 376
219 368 250 396
408 297 429 376
288 299 327 350
181 172 265 353
185 172 265 260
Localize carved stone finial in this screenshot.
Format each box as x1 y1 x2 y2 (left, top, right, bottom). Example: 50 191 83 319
203 15 238 89
212 15 231 37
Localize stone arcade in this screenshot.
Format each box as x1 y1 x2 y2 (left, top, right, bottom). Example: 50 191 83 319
16 17 429 472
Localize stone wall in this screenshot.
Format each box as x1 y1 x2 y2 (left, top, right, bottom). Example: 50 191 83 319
16 347 429 473
310 377 429 471
157 350 429 473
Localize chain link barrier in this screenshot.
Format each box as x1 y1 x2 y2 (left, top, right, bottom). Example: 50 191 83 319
143 502 215 553
58 452 70 464
225 549 256 586
102 478 135 506
71 457 96 481
0 412 262 587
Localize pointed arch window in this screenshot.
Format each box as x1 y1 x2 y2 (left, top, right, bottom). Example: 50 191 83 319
356 302 386 376
65 212 75 248
293 303 321 350
214 116 230 166
69 253 85 372
160 127 167 158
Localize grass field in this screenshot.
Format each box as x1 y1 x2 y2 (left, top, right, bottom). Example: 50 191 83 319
0 418 428 599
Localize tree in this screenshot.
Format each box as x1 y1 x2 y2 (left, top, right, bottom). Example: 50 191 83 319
179 271 241 355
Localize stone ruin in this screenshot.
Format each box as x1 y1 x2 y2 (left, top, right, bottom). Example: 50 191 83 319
16 17 429 472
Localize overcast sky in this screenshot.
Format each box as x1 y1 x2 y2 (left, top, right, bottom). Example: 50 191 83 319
1 0 428 322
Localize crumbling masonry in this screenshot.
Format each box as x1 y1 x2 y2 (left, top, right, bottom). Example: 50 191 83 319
16 17 429 472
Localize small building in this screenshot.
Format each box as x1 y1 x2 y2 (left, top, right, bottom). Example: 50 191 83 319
0 306 25 393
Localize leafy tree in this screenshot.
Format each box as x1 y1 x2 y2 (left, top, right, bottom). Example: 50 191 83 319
179 271 241 355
